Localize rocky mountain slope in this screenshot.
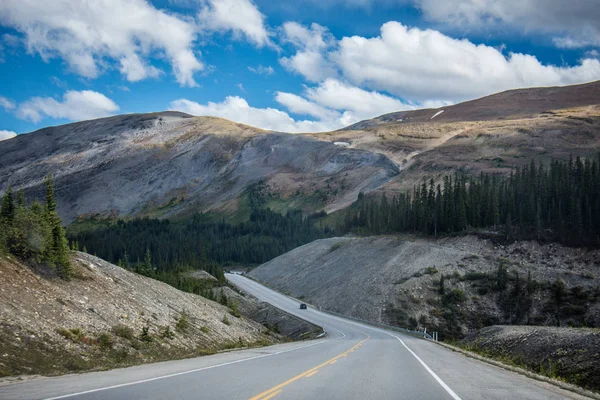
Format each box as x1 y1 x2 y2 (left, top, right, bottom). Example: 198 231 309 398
0 252 282 377
315 81 600 192
249 235 600 338
0 112 398 222
1 81 599 223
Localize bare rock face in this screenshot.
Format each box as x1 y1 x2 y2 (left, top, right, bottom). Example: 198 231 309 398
0 112 399 222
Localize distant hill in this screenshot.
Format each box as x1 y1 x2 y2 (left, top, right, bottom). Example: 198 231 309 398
1 81 599 223
344 80 600 129
0 112 398 222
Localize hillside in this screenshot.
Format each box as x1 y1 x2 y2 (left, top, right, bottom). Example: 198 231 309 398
0 112 398 222
314 81 600 192
249 235 600 339
1 81 599 222
0 252 280 377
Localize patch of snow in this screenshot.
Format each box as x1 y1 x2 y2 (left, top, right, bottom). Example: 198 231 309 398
430 110 444 120
396 118 403 122
334 142 350 147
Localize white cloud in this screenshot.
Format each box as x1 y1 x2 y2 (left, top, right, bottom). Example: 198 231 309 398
279 22 337 82
0 96 15 110
415 0 600 49
248 64 274 76
171 79 419 133
170 96 336 132
330 22 600 102
198 0 272 47
237 83 245 92
17 90 119 123
0 0 204 86
275 91 340 120
0 130 16 141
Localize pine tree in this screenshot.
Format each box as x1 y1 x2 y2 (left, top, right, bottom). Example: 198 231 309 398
1 186 14 221
438 274 445 295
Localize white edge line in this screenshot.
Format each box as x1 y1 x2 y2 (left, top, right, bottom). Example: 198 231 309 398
390 334 462 400
230 276 459 399
44 339 329 400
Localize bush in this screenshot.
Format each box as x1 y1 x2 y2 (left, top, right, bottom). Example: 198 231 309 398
140 326 153 342
97 332 113 349
176 311 189 333
329 242 344 252
160 325 175 339
229 300 241 318
200 326 210 334
222 315 231 326
112 324 134 340
444 289 466 304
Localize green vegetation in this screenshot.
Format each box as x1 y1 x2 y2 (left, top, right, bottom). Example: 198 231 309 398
112 324 135 340
175 311 190 333
0 176 72 279
69 200 330 297
341 156 600 247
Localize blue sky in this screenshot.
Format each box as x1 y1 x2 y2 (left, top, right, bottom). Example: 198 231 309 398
0 0 599 139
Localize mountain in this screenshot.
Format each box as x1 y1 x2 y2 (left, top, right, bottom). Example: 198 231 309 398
1 81 599 223
314 80 600 193
0 112 398 223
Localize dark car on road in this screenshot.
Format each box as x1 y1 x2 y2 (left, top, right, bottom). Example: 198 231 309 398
299 303 307 309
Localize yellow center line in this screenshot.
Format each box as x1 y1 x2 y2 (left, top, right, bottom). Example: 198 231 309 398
249 335 370 400
261 390 283 400
305 370 319 378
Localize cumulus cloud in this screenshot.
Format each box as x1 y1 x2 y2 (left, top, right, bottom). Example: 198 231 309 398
0 0 203 86
0 130 17 141
333 22 600 102
280 21 600 103
415 0 600 49
171 79 418 133
0 96 15 110
198 0 272 47
248 64 274 76
279 22 337 82
16 90 119 123
170 96 335 132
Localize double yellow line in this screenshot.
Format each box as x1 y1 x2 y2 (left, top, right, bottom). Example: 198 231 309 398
249 335 370 400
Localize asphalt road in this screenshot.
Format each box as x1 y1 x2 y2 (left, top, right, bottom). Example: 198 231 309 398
0 274 590 400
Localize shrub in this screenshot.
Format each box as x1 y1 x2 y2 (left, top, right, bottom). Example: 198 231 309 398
97 332 113 349
222 315 231 326
140 326 153 342
329 242 344 252
176 311 189 333
160 325 175 339
56 327 74 340
444 288 466 304
200 326 210 334
229 300 241 318
112 324 134 340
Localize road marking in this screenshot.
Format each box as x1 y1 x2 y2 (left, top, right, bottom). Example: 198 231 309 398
249 336 369 400
390 335 462 400
230 276 462 400
305 370 318 378
43 340 331 400
329 360 337 364
261 390 282 400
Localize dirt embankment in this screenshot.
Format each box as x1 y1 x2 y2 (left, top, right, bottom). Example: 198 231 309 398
0 252 280 378
460 325 600 392
249 235 600 339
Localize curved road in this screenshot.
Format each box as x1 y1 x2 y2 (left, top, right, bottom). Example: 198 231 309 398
0 274 590 400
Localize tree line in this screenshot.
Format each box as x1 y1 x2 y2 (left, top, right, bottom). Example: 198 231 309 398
0 176 72 278
341 155 600 246
69 207 330 291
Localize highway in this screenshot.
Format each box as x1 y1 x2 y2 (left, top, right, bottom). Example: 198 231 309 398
0 273 590 400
